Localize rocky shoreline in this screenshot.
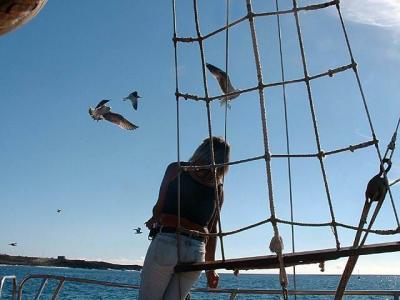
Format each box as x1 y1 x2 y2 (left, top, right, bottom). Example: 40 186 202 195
0 254 142 271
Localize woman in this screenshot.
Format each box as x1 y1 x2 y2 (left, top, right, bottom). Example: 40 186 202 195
138 136 230 300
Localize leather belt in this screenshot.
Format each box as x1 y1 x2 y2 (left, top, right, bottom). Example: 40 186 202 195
159 227 206 242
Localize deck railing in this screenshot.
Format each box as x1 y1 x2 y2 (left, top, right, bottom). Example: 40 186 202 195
0 275 17 300
6 274 400 299
192 287 400 299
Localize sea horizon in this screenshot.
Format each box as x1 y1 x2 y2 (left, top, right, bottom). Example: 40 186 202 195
3 263 400 276
4 263 400 276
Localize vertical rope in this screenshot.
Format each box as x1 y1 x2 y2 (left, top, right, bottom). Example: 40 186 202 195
246 0 288 297
335 2 400 228
222 0 230 197
193 0 226 261
384 117 400 226
223 0 230 167
172 0 183 297
385 116 400 162
274 0 297 295
292 0 340 249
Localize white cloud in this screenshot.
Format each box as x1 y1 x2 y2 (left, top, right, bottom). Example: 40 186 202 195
341 0 400 29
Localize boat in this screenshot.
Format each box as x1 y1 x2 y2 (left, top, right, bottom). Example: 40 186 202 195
1 0 400 299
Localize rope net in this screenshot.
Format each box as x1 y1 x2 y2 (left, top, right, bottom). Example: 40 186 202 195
171 0 400 297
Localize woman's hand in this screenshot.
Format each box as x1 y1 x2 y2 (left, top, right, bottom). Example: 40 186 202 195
206 270 219 288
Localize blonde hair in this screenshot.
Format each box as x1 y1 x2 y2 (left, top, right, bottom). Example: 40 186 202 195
189 136 230 181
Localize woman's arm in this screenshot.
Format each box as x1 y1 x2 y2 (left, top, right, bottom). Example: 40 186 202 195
205 185 224 288
145 162 179 229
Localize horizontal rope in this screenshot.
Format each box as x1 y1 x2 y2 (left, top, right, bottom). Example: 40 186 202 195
179 217 400 239
174 0 338 43
181 139 376 171
176 62 355 102
390 178 400 187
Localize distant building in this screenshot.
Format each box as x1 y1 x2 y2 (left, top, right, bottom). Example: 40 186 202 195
57 256 66 261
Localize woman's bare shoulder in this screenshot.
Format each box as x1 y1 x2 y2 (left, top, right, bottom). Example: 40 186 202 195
164 162 188 177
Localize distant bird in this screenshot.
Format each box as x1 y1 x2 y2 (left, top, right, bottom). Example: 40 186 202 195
57 209 62 213
123 91 142 111
133 227 142 234
89 99 138 130
8 242 17 247
206 63 240 107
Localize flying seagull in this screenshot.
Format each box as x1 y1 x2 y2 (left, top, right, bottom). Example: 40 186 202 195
123 91 141 111
8 242 17 247
133 227 142 234
89 99 138 130
206 63 240 107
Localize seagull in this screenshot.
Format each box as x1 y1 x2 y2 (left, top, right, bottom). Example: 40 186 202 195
206 63 240 107
89 99 138 130
133 227 142 234
123 91 142 111
8 242 17 247
57 209 62 213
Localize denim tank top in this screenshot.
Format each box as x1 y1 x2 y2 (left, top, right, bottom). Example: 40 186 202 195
161 170 216 227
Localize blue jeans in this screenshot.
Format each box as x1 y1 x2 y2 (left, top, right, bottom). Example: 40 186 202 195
138 233 205 300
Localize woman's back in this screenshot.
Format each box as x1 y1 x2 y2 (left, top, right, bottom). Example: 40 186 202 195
162 165 217 227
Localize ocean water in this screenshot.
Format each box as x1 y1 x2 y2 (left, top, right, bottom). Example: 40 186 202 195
0 265 399 299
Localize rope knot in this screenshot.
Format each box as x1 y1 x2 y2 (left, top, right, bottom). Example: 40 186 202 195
264 151 271 162
269 235 284 253
247 11 255 20
388 133 397 150
349 144 355 152
327 69 334 77
319 261 325 272
351 59 358 71
318 150 325 159
269 215 277 224
388 140 396 151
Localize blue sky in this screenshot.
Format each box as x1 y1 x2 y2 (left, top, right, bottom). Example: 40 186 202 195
1 0 400 275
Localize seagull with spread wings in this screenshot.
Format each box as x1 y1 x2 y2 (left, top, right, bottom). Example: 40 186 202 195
123 91 142 111
89 100 138 130
206 63 240 107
